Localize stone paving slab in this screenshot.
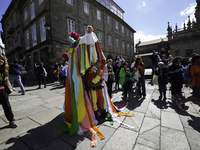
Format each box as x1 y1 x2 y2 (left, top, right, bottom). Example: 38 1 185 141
0 118 40 144
161 111 184 131
102 127 138 150
0 105 48 122
161 127 190 150
185 127 200 150
40 138 73 150
132 94 151 114
0 138 32 150
137 126 160 150
42 99 64 110
19 115 64 150
28 108 62 125
145 102 161 120
134 143 155 150
139 117 160 134
76 125 116 150
123 111 145 130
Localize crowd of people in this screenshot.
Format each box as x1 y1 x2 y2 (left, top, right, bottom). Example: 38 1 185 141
0 49 200 129
104 51 200 113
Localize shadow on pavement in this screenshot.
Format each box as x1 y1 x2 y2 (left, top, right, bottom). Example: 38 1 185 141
3 114 82 150
151 98 168 109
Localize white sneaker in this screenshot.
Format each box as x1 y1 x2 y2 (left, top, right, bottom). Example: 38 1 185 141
12 88 16 91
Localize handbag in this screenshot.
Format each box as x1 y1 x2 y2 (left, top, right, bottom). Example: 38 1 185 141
0 86 5 93
152 75 159 85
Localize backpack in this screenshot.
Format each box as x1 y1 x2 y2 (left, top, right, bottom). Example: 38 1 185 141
182 65 193 82
182 64 197 82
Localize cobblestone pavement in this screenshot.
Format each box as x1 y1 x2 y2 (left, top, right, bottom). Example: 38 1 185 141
0 80 200 150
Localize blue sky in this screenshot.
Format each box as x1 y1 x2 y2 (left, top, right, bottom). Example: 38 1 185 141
0 0 197 47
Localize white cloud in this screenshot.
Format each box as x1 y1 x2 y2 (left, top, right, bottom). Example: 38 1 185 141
0 38 4 48
180 3 196 16
142 2 146 7
134 31 166 44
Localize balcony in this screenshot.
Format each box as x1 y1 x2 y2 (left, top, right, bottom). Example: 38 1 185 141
7 24 15 35
14 40 22 50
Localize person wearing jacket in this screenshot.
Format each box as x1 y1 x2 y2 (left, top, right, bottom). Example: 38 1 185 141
102 59 114 98
0 55 17 128
134 57 146 99
35 62 47 89
9 57 25 95
119 63 132 100
177 55 200 111
155 62 168 100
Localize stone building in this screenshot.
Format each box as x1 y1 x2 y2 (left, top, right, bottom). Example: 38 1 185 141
135 38 169 68
1 0 135 67
136 0 200 68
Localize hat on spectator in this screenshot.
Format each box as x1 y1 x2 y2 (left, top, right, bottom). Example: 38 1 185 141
158 61 164 66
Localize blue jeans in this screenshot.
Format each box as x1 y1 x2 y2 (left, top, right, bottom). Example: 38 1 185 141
9 75 25 93
158 83 166 97
152 62 157 76
137 74 146 97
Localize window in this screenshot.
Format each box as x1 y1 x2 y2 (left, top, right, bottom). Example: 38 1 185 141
127 43 129 51
67 0 73 5
107 16 110 25
116 38 119 47
25 30 29 50
127 30 129 37
40 17 46 42
131 45 133 53
122 41 125 49
32 24 37 46
122 26 124 33
24 7 27 20
108 34 112 45
116 21 118 29
97 30 102 43
131 33 133 39
97 10 101 20
39 0 43 5
84 25 88 34
67 19 75 33
84 2 89 14
31 2 35 20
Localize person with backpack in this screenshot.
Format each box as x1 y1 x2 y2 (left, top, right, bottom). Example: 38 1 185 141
36 62 47 89
168 57 183 101
177 55 200 111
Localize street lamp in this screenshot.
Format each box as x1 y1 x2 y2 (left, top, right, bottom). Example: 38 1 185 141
44 22 50 31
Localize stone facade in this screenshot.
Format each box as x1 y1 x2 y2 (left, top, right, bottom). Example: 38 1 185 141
136 0 200 68
1 0 135 67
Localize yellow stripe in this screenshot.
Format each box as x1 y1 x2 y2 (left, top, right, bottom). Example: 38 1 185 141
77 77 86 123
